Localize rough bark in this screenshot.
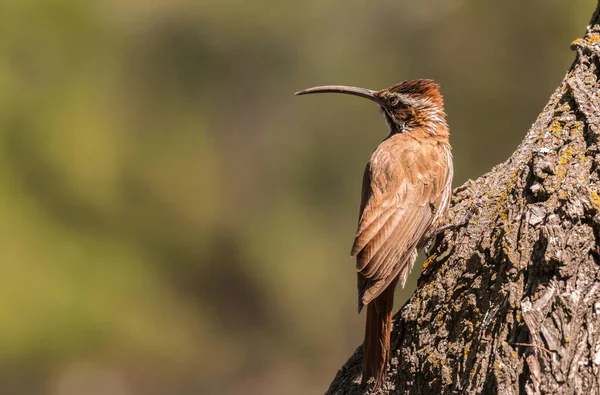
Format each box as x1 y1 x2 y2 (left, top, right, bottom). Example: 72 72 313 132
327 4 600 395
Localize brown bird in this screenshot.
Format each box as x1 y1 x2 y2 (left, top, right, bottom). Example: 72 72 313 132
296 79 453 388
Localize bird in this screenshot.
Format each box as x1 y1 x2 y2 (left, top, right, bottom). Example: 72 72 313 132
295 79 453 389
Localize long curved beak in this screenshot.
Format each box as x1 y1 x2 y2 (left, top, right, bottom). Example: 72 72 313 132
295 85 380 104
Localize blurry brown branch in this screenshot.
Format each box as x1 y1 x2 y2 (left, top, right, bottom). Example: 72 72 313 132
327 2 600 394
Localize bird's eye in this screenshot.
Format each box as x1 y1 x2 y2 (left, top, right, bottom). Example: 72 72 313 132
388 96 400 106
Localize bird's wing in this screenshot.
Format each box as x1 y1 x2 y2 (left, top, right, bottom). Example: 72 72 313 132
351 137 451 307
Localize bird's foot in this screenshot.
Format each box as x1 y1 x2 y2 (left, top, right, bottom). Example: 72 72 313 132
422 199 483 251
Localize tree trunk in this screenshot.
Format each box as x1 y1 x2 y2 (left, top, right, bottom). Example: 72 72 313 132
327 4 600 395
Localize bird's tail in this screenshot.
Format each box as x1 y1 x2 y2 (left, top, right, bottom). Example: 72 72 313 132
362 277 397 389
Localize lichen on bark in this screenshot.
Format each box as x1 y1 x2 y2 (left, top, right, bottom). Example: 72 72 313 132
327 3 600 394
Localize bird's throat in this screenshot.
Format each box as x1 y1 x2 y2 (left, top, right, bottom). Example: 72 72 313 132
381 107 405 134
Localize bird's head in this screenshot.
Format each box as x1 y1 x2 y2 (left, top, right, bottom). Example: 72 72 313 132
296 79 447 136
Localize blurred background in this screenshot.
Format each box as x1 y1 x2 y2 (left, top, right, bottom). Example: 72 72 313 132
0 0 595 394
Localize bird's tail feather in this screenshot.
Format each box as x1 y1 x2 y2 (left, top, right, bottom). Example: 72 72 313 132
362 277 397 389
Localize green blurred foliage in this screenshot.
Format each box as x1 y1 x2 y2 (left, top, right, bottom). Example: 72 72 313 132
0 0 594 393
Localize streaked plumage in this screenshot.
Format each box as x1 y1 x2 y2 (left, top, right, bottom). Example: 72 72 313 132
354 129 452 309
296 79 453 389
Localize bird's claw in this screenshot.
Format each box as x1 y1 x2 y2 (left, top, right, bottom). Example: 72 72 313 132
423 199 483 251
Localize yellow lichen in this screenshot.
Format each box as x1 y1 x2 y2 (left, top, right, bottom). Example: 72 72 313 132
549 120 562 134
500 208 509 223
554 145 576 184
591 191 600 209
422 254 437 271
